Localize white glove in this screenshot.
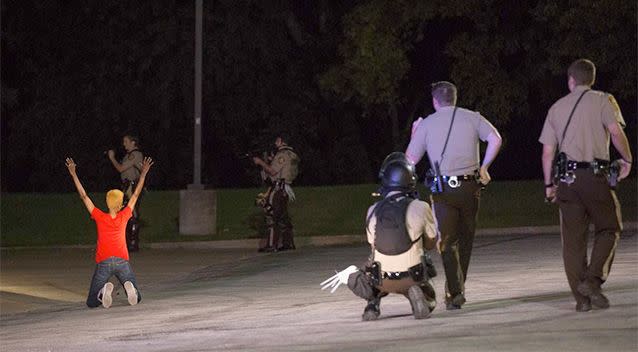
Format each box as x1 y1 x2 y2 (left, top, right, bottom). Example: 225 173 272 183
320 265 358 293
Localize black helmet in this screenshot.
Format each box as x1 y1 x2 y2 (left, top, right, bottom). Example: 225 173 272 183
378 152 416 194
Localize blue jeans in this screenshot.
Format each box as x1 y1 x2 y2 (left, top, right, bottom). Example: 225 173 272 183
86 256 141 308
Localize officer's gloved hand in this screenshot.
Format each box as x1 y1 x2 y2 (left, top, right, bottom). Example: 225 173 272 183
320 265 358 293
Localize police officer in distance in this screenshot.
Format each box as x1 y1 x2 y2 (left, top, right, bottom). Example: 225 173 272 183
405 81 502 310
539 58 632 312
108 134 144 252
253 134 300 252
321 152 438 321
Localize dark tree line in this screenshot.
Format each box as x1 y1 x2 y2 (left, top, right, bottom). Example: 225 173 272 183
2 0 636 192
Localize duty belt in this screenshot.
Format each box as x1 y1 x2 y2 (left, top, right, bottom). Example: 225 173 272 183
382 263 422 280
383 270 411 280
434 174 478 189
567 159 610 174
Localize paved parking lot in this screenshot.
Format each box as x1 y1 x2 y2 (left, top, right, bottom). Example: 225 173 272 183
1 232 637 351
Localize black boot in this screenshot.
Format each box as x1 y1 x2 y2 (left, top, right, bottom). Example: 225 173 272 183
362 298 380 321
577 280 609 309
407 285 431 319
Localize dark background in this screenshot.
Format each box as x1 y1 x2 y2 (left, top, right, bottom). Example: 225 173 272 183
2 0 636 192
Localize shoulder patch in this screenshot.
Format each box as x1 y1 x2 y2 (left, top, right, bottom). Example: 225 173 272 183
128 153 136 160
278 155 286 164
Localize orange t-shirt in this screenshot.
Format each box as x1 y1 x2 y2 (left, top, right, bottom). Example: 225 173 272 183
91 207 132 263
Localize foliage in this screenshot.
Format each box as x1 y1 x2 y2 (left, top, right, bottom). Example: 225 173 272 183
2 1 636 192
2 179 636 246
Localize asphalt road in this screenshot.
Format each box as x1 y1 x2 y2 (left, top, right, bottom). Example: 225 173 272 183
1 232 637 351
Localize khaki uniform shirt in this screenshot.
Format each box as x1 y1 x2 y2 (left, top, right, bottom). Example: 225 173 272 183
120 150 143 182
538 85 625 161
269 147 299 184
366 194 437 273
406 106 499 175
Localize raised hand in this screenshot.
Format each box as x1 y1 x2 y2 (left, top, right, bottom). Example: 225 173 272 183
139 157 154 176
65 158 77 175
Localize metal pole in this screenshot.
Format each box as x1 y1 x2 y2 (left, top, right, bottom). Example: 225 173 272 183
190 0 203 189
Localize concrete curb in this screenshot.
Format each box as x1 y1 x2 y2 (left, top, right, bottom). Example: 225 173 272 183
3 222 635 251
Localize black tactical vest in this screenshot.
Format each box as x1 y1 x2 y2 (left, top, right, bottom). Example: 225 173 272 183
371 194 418 255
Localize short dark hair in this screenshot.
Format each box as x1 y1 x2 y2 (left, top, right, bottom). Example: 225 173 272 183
568 59 596 86
275 132 290 144
124 133 140 146
431 81 457 106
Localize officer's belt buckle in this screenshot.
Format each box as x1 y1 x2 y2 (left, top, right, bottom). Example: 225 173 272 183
447 176 460 188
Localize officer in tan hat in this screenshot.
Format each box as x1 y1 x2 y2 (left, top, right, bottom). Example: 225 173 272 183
253 134 300 252
539 58 632 312
405 81 502 310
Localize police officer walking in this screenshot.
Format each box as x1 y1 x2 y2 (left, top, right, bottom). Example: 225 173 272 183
253 134 300 252
108 134 145 252
405 81 502 310
539 59 632 312
320 152 438 321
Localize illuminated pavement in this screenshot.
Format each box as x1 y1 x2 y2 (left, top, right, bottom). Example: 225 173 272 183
1 233 637 351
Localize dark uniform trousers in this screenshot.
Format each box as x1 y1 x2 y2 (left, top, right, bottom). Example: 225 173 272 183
264 184 294 249
557 169 622 303
430 181 481 299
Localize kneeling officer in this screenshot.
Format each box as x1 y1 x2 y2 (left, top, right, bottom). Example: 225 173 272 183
321 152 438 320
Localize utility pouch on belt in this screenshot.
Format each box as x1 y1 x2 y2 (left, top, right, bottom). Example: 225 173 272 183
608 160 620 188
365 262 382 287
421 253 437 279
591 159 609 176
425 161 444 194
408 263 424 282
552 152 574 185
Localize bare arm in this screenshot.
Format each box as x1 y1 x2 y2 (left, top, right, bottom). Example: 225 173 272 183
127 157 154 210
607 122 633 181
65 158 95 214
541 144 557 202
108 150 139 174
253 157 277 176
478 131 503 185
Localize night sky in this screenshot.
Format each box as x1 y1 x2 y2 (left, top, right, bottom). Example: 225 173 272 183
2 1 636 192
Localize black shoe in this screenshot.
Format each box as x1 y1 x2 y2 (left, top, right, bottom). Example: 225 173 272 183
577 281 609 309
407 285 431 319
445 293 466 310
362 299 380 321
575 300 592 312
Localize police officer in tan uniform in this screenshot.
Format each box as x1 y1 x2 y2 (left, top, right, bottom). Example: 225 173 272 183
253 134 300 252
405 81 502 310
108 134 145 252
539 59 632 312
320 152 438 321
